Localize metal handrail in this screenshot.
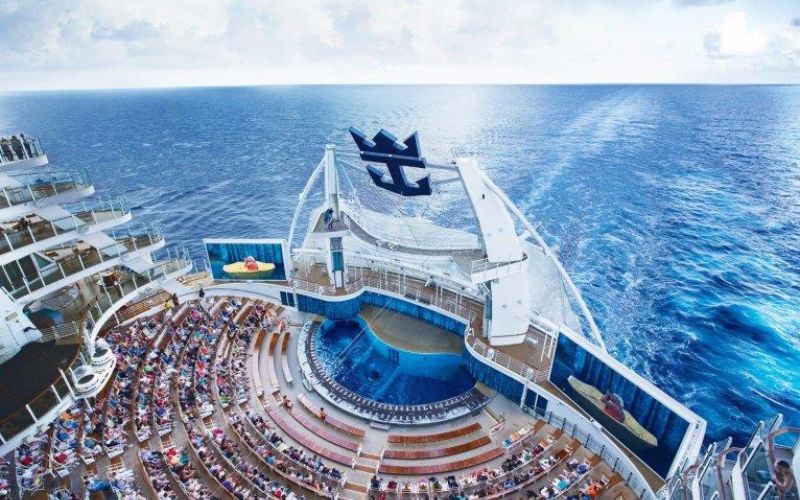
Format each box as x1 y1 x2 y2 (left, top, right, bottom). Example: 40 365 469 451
465 329 548 383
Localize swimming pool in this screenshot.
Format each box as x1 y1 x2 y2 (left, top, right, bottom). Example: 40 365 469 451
315 317 475 405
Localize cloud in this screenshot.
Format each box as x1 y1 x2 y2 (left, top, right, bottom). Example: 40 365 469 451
704 11 767 58
673 0 732 6
0 0 799 89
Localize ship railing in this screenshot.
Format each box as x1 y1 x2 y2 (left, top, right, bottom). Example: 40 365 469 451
83 256 192 333
7 226 165 300
0 135 45 164
291 270 475 323
526 405 655 500
0 196 130 256
0 336 83 447
465 328 549 383
37 321 81 343
0 169 91 210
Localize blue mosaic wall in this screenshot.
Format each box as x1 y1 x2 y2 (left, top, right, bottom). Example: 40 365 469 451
463 352 548 412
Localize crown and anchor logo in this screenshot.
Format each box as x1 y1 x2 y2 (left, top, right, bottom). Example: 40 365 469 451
349 127 432 197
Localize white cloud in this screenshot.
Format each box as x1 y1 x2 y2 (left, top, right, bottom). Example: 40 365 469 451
704 11 767 58
0 0 798 90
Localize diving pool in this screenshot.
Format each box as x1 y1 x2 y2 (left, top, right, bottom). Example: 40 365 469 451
315 317 475 406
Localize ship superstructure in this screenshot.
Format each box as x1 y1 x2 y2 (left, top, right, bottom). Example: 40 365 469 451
0 132 192 454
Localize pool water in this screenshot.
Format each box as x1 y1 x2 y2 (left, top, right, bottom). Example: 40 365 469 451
315 317 475 405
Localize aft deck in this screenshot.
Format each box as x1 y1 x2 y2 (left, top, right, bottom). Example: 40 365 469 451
310 209 486 275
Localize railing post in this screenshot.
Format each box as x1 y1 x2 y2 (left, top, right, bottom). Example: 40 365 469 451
59 369 76 398
25 404 37 422
51 384 62 402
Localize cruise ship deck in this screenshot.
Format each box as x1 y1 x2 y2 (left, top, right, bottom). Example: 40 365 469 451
2 128 795 500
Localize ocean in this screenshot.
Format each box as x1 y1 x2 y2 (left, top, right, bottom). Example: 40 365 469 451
1 85 798 444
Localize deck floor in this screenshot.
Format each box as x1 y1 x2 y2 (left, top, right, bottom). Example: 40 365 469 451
360 305 464 354
0 339 79 421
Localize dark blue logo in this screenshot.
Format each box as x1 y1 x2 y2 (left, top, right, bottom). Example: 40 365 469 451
349 127 431 196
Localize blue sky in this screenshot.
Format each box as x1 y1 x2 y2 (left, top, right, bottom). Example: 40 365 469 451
1 0 799 90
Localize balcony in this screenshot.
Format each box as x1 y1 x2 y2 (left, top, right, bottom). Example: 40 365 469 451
0 257 192 452
0 134 47 170
1 225 165 303
0 197 131 265
0 169 94 220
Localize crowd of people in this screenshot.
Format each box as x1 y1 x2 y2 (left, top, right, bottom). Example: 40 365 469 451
0 457 10 499
0 134 40 163
15 426 49 492
160 445 212 499
100 318 160 457
177 299 240 420
366 430 602 500
49 403 84 471
235 412 340 495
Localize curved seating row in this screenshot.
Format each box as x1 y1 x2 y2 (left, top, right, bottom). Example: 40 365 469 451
383 435 493 460
387 422 482 445
378 447 505 475
296 392 366 439
231 409 341 496
262 401 354 466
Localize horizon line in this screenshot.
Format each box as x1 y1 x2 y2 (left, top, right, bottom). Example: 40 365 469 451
2 81 800 94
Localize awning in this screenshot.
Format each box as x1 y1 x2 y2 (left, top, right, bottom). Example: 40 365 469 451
122 256 155 274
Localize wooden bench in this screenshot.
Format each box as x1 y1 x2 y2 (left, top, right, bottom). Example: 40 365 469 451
286 405 360 452
264 403 354 466
378 447 505 475
383 436 492 460
297 393 366 439
280 330 293 384
251 329 266 397
388 422 482 444
265 331 280 394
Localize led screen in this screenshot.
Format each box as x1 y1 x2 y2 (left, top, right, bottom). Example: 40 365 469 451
550 334 690 478
204 239 287 282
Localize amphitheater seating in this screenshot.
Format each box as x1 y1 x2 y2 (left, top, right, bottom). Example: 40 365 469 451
285 402 360 452
378 447 505 475
16 293 635 500
280 329 294 384
251 329 266 397
229 409 340 497
297 393 367 439
263 402 354 466
266 331 281 394
383 435 493 460
388 422 482 444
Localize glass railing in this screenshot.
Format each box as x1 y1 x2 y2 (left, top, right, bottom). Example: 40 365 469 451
9 227 165 300
83 256 192 331
0 135 44 164
0 197 129 256
0 169 91 210
743 443 772 500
